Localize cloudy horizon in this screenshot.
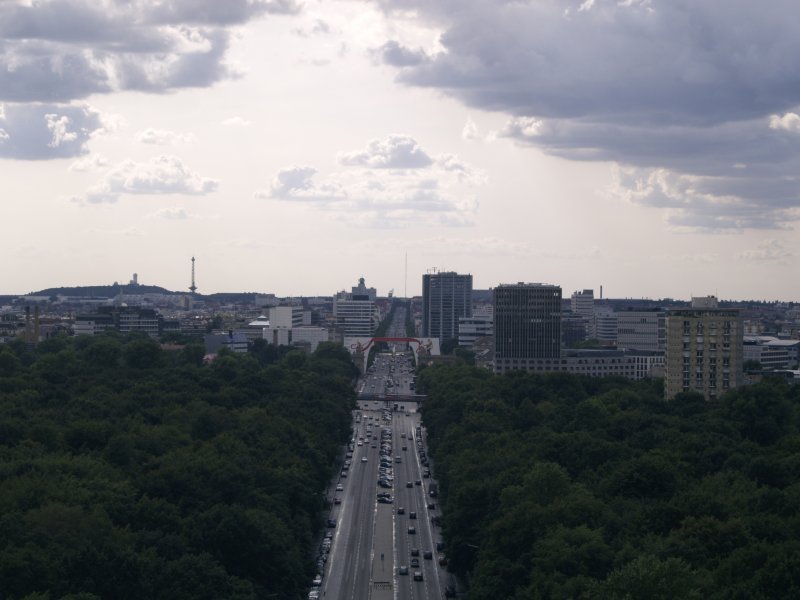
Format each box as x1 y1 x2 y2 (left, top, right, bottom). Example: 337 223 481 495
2 0 799 300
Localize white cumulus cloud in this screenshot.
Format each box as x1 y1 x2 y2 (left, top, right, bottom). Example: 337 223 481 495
769 112 800 132
137 128 193 145
339 135 433 169
261 136 484 227
738 239 793 262
75 155 218 204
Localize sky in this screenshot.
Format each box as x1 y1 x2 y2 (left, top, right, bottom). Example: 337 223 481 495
2 0 800 301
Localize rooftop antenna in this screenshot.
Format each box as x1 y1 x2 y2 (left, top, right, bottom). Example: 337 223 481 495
404 252 408 299
189 256 198 294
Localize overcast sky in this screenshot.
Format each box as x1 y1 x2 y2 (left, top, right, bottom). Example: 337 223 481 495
3 0 800 300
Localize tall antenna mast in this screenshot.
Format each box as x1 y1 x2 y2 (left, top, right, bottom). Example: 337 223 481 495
405 252 408 299
189 256 197 294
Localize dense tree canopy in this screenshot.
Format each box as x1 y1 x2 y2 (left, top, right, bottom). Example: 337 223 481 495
417 365 800 599
0 335 356 600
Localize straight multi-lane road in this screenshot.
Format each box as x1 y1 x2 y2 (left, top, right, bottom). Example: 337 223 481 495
317 352 451 600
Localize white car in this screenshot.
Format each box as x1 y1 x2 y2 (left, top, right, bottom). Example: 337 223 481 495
361 456 368 462
336 484 343 491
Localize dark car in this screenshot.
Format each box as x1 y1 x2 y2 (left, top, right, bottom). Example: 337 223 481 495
410 548 420 557
423 550 433 560
409 511 417 519
327 518 336 528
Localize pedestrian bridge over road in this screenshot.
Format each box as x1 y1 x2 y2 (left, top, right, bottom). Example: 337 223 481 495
357 393 427 404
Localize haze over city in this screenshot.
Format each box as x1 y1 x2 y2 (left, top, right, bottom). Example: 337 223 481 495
3 0 800 299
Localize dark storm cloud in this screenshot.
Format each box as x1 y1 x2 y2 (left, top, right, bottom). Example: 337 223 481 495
143 0 301 25
0 0 298 160
376 41 429 67
374 0 800 231
0 0 296 103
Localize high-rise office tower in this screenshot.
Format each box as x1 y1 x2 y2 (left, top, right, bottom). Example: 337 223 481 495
665 296 743 400
494 283 562 373
422 271 473 342
570 288 594 339
334 278 379 337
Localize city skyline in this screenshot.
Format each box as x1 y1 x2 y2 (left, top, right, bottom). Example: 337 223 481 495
3 1 800 300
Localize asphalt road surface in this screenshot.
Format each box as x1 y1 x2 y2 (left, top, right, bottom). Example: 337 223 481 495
318 357 448 599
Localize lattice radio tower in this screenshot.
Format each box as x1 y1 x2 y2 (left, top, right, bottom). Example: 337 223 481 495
189 256 198 294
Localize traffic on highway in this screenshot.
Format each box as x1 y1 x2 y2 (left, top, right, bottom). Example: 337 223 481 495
310 347 456 599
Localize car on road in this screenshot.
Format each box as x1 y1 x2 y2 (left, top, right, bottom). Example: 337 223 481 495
423 550 433 560
409 511 417 519
413 571 423 581
406 481 413 488
397 507 405 514
408 526 416 534
415 479 422 486
398 565 409 575
312 574 323 586
439 556 448 566
377 496 393 504
361 456 368 462
411 557 420 568
335 484 343 491
333 497 341 505
327 518 336 528
427 502 435 510
411 548 419 556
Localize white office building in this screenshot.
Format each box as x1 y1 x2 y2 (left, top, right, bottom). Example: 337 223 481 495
334 280 379 337
616 310 666 352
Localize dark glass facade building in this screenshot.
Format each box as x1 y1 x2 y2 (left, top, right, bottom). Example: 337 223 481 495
494 283 562 372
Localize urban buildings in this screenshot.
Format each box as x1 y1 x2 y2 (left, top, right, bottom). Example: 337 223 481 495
333 278 379 337
458 304 494 348
494 283 562 373
422 271 473 342
743 336 800 370
571 289 594 319
73 306 174 338
616 309 666 352
665 296 743 400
